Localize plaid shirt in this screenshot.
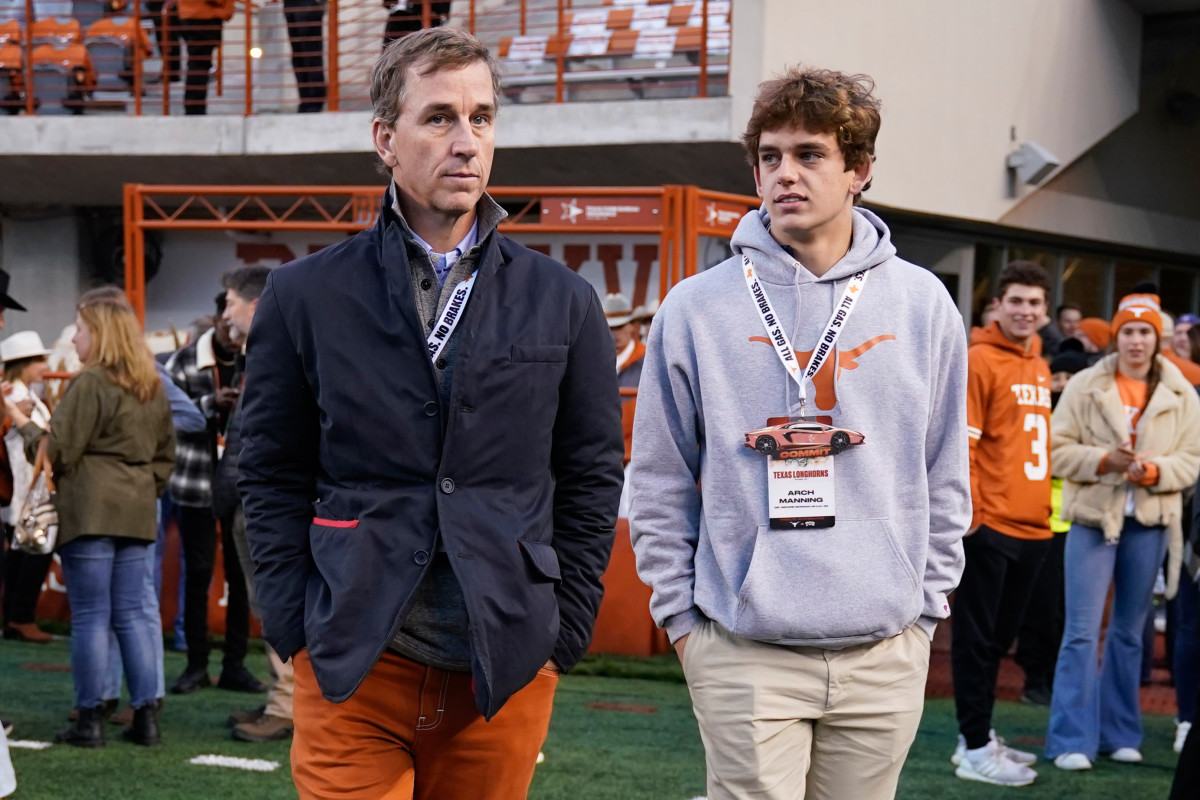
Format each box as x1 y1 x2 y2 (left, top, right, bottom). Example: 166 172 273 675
164 329 224 508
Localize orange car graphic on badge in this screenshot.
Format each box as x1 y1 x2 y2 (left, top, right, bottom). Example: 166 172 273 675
744 421 866 459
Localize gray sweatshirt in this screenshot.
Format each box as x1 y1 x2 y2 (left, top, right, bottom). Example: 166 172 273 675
629 207 969 648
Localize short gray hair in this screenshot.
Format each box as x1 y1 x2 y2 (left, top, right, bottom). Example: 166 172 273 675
370 27 502 128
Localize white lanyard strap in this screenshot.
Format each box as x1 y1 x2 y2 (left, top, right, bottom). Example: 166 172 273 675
426 271 478 364
742 255 868 410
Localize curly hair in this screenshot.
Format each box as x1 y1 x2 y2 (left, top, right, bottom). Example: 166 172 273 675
995 260 1051 300
742 66 882 197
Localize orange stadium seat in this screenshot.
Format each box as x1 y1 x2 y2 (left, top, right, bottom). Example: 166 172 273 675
0 20 20 45
31 42 95 113
86 15 151 89
31 17 83 46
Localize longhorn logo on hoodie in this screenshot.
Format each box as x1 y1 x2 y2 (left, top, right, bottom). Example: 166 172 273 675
750 334 896 410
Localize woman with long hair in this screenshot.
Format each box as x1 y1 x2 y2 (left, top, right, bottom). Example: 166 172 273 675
1046 293 1200 770
5 289 174 748
1 331 54 643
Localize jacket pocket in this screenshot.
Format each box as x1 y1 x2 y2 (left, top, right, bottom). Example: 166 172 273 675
312 517 359 529
734 519 920 641
518 539 561 582
510 344 569 363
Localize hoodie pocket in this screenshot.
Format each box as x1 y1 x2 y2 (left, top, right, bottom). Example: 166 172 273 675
734 519 920 641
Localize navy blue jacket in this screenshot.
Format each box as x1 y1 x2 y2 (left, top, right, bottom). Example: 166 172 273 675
238 197 624 718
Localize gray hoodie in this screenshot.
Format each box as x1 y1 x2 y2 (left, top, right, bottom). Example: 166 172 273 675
629 207 969 648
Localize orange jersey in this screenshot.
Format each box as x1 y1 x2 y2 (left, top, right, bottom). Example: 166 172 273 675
1163 349 1200 387
967 322 1053 540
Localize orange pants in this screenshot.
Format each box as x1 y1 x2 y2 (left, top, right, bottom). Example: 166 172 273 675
291 650 557 800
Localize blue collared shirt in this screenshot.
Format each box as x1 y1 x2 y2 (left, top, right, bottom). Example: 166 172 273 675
412 221 479 287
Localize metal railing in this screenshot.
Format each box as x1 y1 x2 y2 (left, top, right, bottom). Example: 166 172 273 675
0 0 728 115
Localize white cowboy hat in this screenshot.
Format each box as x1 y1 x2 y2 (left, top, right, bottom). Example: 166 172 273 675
0 330 51 363
632 299 659 322
603 293 635 328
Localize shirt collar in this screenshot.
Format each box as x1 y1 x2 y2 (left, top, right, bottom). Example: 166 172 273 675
616 338 636 372
411 220 478 268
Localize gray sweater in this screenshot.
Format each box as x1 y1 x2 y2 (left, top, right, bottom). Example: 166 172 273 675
629 207 970 647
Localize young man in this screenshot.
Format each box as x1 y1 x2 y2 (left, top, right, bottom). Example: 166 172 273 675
952 260 1055 786
630 66 970 799
606 292 645 467
239 28 623 799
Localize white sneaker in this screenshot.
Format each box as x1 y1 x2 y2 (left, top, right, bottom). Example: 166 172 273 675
955 741 1038 787
1109 747 1143 763
951 730 1037 767
1175 720 1192 754
1054 752 1093 771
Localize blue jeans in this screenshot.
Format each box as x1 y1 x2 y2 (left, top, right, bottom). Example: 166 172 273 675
59 537 159 709
1046 519 1167 758
101 540 166 701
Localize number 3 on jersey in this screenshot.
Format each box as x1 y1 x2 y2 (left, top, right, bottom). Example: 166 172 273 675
1023 413 1048 481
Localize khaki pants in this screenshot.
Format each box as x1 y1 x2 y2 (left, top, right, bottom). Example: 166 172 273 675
683 620 930 800
230 506 294 720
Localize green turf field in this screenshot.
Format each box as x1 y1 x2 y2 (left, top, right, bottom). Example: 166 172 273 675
0 638 1181 799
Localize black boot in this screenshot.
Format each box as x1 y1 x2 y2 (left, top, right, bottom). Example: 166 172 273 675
55 705 105 748
122 703 162 746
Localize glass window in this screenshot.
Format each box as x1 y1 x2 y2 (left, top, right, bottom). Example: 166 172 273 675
972 244 1003 326
1112 261 1157 304
1060 256 1109 318
1160 268 1197 316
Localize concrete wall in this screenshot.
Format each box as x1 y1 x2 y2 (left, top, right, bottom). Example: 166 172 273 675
745 0 1143 223
0 215 84 347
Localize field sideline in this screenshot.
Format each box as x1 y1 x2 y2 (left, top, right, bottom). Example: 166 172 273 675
0 638 1181 799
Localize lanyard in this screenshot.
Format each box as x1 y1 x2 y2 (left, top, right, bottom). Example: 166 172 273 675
426 271 478 364
741 254 868 412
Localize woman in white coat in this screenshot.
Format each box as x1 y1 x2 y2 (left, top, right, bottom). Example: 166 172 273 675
1 331 53 643
1047 293 1200 771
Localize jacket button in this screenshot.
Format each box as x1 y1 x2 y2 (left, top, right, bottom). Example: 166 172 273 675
427 317 435 328
436 358 447 370
420 278 432 290
440 478 455 494
413 550 429 566
423 401 438 417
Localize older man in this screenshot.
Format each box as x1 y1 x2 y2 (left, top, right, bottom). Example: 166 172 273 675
239 27 623 800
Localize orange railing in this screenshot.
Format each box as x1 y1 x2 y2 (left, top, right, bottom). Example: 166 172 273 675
2 0 729 115
121 183 755 322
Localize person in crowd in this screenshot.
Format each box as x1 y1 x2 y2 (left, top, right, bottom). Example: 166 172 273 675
240 27 623 798
177 0 234 114
1 331 53 644
210 266 294 744
6 289 175 748
0 268 27 739
1014 339 1090 709
606 293 644 468
56 286 209 726
1058 303 1082 342
630 66 969 799
1169 324 1200 754
1174 313 1200 360
164 294 262 696
382 0 450 50
952 261 1053 787
1046 292 1200 771
1074 317 1110 365
1039 303 1081 359
1161 314 1200 386
283 0 326 112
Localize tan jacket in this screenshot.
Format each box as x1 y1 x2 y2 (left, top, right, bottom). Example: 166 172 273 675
1051 353 1200 596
